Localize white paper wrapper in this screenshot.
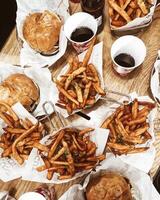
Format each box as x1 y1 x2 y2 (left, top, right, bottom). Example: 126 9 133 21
150 51 160 102
22 126 109 183
0 191 16 200
110 0 157 31
0 62 55 117
71 92 157 173
52 42 104 118
0 102 37 182
59 155 160 200
16 0 69 68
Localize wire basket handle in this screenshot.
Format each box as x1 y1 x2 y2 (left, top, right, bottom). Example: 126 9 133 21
42 101 65 131
102 87 132 105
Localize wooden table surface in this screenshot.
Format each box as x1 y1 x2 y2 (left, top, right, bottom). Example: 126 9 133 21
0 1 160 199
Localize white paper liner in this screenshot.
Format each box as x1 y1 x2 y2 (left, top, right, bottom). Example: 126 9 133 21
22 126 109 183
52 42 104 118
0 102 37 182
0 62 55 117
71 92 157 173
16 0 69 68
110 0 157 31
150 52 160 102
59 155 160 200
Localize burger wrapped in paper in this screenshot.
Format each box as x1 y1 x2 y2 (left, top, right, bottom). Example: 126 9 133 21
23 10 62 54
86 171 132 200
0 74 39 112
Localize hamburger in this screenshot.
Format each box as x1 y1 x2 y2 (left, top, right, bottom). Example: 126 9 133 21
23 10 62 54
86 172 132 200
0 74 39 112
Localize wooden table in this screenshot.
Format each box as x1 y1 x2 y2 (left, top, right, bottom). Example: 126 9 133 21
0 1 160 199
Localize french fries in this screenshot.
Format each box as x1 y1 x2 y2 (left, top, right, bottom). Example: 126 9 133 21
108 0 153 27
0 104 44 165
55 38 105 114
101 98 155 155
35 127 105 180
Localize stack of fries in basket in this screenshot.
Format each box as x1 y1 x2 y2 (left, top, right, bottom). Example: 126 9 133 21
0 101 45 165
101 99 155 155
36 127 106 180
108 0 153 27
55 38 105 114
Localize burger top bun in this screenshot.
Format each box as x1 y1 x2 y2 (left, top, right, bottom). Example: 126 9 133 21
86 172 132 200
23 10 62 54
0 73 39 112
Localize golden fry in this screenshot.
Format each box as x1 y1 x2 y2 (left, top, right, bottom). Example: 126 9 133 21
132 99 138 119
20 119 30 130
108 6 114 17
119 0 124 7
126 116 146 125
93 83 105 96
51 147 66 161
36 165 47 172
0 101 18 121
4 127 26 134
58 175 73 180
130 124 149 137
56 85 79 106
101 114 114 128
137 0 148 15
129 1 137 9
109 0 131 22
73 82 83 103
64 67 86 90
82 81 92 107
127 147 149 154
48 130 64 158
81 37 96 68
32 143 49 152
79 128 94 136
47 170 54 180
62 140 75 175
0 112 13 127
136 8 142 17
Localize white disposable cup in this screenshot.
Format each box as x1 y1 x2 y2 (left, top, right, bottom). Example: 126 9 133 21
64 12 98 53
111 35 147 76
18 192 46 200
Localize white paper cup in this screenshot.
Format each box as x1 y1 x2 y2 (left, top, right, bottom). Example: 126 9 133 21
18 192 46 200
64 12 98 53
111 35 146 76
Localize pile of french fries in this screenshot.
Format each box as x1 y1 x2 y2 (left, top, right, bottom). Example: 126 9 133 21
55 37 105 114
36 127 106 180
108 0 153 27
0 101 44 165
101 99 155 155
